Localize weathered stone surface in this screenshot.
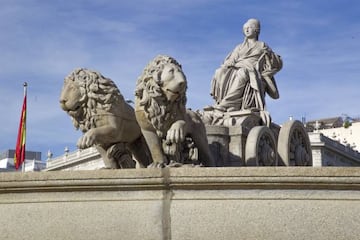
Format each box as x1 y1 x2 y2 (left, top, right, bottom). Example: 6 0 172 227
206 125 229 166
203 18 282 127
1 168 360 240
60 68 152 169
135 55 214 167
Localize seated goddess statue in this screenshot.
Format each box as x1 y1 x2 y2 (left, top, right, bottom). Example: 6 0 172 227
208 18 282 125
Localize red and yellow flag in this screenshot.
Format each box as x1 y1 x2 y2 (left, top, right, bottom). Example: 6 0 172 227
14 94 27 170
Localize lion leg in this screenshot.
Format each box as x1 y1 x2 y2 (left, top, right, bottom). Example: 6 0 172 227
192 134 215 167
95 145 119 169
141 129 167 168
186 111 216 167
107 143 136 169
190 124 216 167
127 135 152 168
117 155 136 168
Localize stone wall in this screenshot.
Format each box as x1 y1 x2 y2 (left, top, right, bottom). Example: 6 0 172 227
1 168 360 240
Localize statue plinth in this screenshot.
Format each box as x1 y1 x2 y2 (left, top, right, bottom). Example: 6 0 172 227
1 168 360 240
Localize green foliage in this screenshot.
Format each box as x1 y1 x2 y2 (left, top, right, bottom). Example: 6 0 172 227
343 120 352 128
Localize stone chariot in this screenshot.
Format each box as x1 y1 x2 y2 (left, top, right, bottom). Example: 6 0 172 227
204 110 312 167
202 18 312 167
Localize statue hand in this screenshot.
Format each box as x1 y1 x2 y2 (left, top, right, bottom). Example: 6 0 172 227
166 120 186 144
77 129 97 149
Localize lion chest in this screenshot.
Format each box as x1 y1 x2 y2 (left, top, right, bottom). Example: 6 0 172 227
135 109 156 131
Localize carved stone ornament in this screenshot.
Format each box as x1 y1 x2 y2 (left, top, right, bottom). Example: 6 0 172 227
198 19 312 167
135 55 215 168
59 19 313 169
203 18 282 127
60 68 152 169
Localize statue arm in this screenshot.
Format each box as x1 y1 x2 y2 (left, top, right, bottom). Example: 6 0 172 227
261 52 282 77
223 54 235 67
222 44 241 67
259 51 282 99
263 76 279 99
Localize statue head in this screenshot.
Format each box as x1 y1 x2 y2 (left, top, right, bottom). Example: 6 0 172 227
243 18 261 40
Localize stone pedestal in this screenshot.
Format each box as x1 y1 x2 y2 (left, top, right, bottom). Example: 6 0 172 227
206 125 229 166
1 168 360 240
228 126 245 166
206 113 263 166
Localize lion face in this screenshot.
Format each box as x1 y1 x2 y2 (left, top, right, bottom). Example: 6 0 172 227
135 55 188 137
60 72 86 118
159 64 187 102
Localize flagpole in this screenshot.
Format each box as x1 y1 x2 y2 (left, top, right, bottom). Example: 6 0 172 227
21 82 27 173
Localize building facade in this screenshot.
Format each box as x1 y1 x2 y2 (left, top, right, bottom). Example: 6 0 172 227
0 149 45 172
309 132 360 166
306 117 360 152
45 147 104 171
316 122 360 152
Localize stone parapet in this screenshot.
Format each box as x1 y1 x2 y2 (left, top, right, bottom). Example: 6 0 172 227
1 168 360 240
45 147 103 171
309 132 360 166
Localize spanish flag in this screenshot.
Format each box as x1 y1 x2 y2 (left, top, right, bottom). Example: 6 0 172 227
14 89 27 170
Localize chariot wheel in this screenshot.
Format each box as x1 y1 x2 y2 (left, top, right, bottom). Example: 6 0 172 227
277 120 312 166
245 126 278 166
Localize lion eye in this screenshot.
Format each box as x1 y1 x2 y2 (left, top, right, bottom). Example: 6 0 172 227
168 68 174 74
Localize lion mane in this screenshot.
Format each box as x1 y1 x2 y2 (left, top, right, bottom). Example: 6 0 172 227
64 68 125 132
135 55 187 137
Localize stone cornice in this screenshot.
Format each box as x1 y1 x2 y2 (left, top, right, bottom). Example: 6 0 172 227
1 167 360 194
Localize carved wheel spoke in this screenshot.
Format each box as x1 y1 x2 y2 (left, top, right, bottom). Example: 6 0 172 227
245 126 278 166
278 120 312 166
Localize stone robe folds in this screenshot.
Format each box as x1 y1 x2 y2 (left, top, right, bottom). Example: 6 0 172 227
210 40 282 112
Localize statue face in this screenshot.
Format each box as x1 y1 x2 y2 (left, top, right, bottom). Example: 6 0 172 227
243 21 259 39
160 64 187 102
60 78 84 117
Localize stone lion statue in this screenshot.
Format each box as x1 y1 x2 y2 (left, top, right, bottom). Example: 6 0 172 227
135 55 215 167
60 68 152 169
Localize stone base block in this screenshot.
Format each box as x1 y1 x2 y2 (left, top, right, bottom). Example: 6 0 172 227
1 168 360 240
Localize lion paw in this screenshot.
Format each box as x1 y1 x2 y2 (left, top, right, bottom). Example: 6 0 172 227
167 161 183 168
147 162 166 168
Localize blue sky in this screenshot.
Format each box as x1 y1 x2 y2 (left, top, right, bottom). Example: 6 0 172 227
1 0 359 159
